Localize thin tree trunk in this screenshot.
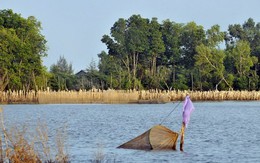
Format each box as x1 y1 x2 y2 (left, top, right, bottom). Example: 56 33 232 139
121 56 131 88
0 70 9 91
132 52 139 89
150 53 157 77
152 56 156 76
172 64 176 84
32 71 38 91
199 69 202 91
110 73 113 89
191 72 194 91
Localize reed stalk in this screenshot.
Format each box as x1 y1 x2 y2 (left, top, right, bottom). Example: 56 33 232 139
1 90 260 104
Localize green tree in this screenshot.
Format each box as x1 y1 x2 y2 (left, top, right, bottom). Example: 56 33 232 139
0 9 47 91
101 18 131 89
148 18 165 76
227 18 260 53
125 15 149 89
0 28 19 90
98 51 125 89
230 40 258 89
49 56 75 90
180 22 206 89
195 45 226 90
139 18 165 89
194 25 231 90
180 22 205 69
226 18 260 88
101 15 150 89
161 20 183 89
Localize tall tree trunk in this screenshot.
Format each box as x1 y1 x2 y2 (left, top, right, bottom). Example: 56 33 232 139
191 72 194 91
119 70 122 89
132 52 139 89
110 73 113 89
133 52 136 89
172 64 176 84
150 53 157 77
152 56 156 76
121 56 131 89
32 71 38 91
199 69 202 91
126 56 131 88
0 70 9 91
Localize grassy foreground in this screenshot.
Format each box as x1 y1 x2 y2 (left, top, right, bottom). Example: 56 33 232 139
1 90 260 104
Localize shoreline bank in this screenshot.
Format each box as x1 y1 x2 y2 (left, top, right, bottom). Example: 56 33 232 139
1 90 260 104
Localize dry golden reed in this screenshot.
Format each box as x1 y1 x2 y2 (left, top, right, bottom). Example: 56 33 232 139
0 90 37 104
1 90 260 104
0 107 69 162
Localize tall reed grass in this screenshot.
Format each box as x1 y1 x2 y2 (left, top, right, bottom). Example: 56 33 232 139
0 107 69 162
1 90 260 104
0 90 37 104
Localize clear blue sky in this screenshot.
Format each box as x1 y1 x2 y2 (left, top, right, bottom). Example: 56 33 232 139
1 0 260 72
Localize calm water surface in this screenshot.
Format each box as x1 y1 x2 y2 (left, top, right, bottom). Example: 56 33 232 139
2 101 260 162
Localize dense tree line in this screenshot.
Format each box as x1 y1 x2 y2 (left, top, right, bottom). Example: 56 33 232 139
1 10 260 91
97 15 260 91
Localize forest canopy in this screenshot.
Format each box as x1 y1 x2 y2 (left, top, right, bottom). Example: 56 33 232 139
98 15 260 91
1 10 260 91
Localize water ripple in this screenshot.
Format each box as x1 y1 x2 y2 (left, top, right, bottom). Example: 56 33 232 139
2 101 260 162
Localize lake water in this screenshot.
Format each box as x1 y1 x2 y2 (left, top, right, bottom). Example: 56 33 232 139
2 101 260 162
